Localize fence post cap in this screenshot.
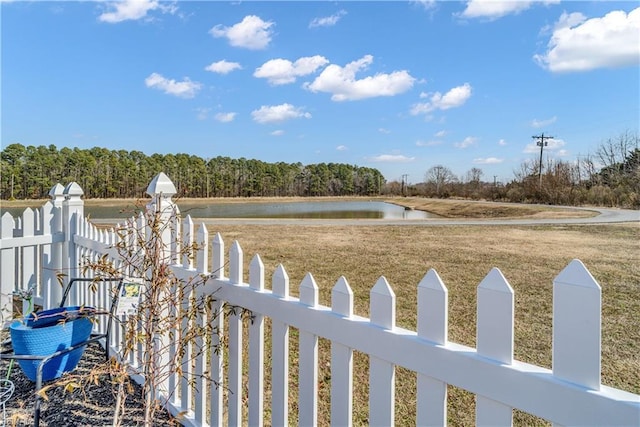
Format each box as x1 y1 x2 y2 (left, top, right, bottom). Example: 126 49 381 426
48 183 65 198
63 182 84 198
146 172 177 197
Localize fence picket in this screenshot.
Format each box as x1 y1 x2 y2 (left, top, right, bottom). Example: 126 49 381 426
417 269 448 426
228 240 244 425
182 215 194 269
476 268 514 426
20 208 38 307
249 255 265 427
209 299 225 427
196 224 208 273
272 264 290 426
369 276 396 426
553 259 601 390
212 232 224 279
299 273 319 426
331 276 354 427
0 213 16 322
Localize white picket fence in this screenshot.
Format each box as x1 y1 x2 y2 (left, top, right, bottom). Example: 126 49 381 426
1 173 639 426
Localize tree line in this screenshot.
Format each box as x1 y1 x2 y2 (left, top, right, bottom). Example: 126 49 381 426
391 131 639 209
0 144 384 199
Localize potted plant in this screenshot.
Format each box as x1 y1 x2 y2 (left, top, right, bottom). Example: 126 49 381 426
8 287 96 382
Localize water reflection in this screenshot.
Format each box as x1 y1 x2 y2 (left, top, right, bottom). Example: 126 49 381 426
3 200 435 220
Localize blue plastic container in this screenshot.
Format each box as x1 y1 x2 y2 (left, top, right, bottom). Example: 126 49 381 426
10 311 93 382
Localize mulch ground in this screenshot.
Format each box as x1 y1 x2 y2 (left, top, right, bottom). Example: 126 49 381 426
1 330 177 426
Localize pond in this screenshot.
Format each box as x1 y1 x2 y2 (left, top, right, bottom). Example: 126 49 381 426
2 200 435 220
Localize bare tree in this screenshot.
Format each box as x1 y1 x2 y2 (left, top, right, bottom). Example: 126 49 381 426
424 165 457 196
465 167 483 185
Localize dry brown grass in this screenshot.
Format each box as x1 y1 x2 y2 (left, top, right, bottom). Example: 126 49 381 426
386 197 598 219
208 222 639 426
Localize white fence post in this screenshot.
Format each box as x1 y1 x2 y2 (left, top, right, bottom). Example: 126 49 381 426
417 269 448 426
299 273 319 426
331 276 354 427
144 172 178 405
369 276 396 426
476 268 514 426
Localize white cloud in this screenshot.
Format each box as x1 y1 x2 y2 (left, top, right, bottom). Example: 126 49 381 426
304 55 415 101
309 10 347 28
336 145 348 151
531 116 557 128
459 0 559 21
455 136 477 148
210 15 274 50
271 130 285 136
368 154 416 163
411 83 472 115
535 8 640 72
254 56 329 85
98 0 177 23
205 60 242 74
416 140 442 147
378 128 391 134
473 157 504 164
434 130 447 137
251 103 311 124
214 112 236 123
523 137 565 153
145 73 201 98
498 138 507 146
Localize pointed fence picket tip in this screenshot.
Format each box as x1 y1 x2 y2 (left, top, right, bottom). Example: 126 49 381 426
478 267 513 293
332 276 353 317
371 276 395 297
554 259 600 290
249 254 265 291
273 264 290 298
477 267 514 364
418 268 447 292
300 273 319 307
370 276 396 330
417 268 448 345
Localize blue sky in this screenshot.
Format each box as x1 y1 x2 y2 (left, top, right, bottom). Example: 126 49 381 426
2 1 639 184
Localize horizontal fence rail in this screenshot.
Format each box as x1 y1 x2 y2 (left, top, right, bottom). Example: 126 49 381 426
1 175 638 427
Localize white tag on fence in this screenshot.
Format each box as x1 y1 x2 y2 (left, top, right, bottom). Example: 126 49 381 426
116 278 143 316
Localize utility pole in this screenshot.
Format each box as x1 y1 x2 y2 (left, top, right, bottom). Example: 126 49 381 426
401 174 408 196
533 133 554 189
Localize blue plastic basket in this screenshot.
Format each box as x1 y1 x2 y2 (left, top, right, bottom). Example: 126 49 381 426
10 312 94 382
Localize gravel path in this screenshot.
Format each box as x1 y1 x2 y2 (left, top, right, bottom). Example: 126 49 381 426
1 332 176 427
